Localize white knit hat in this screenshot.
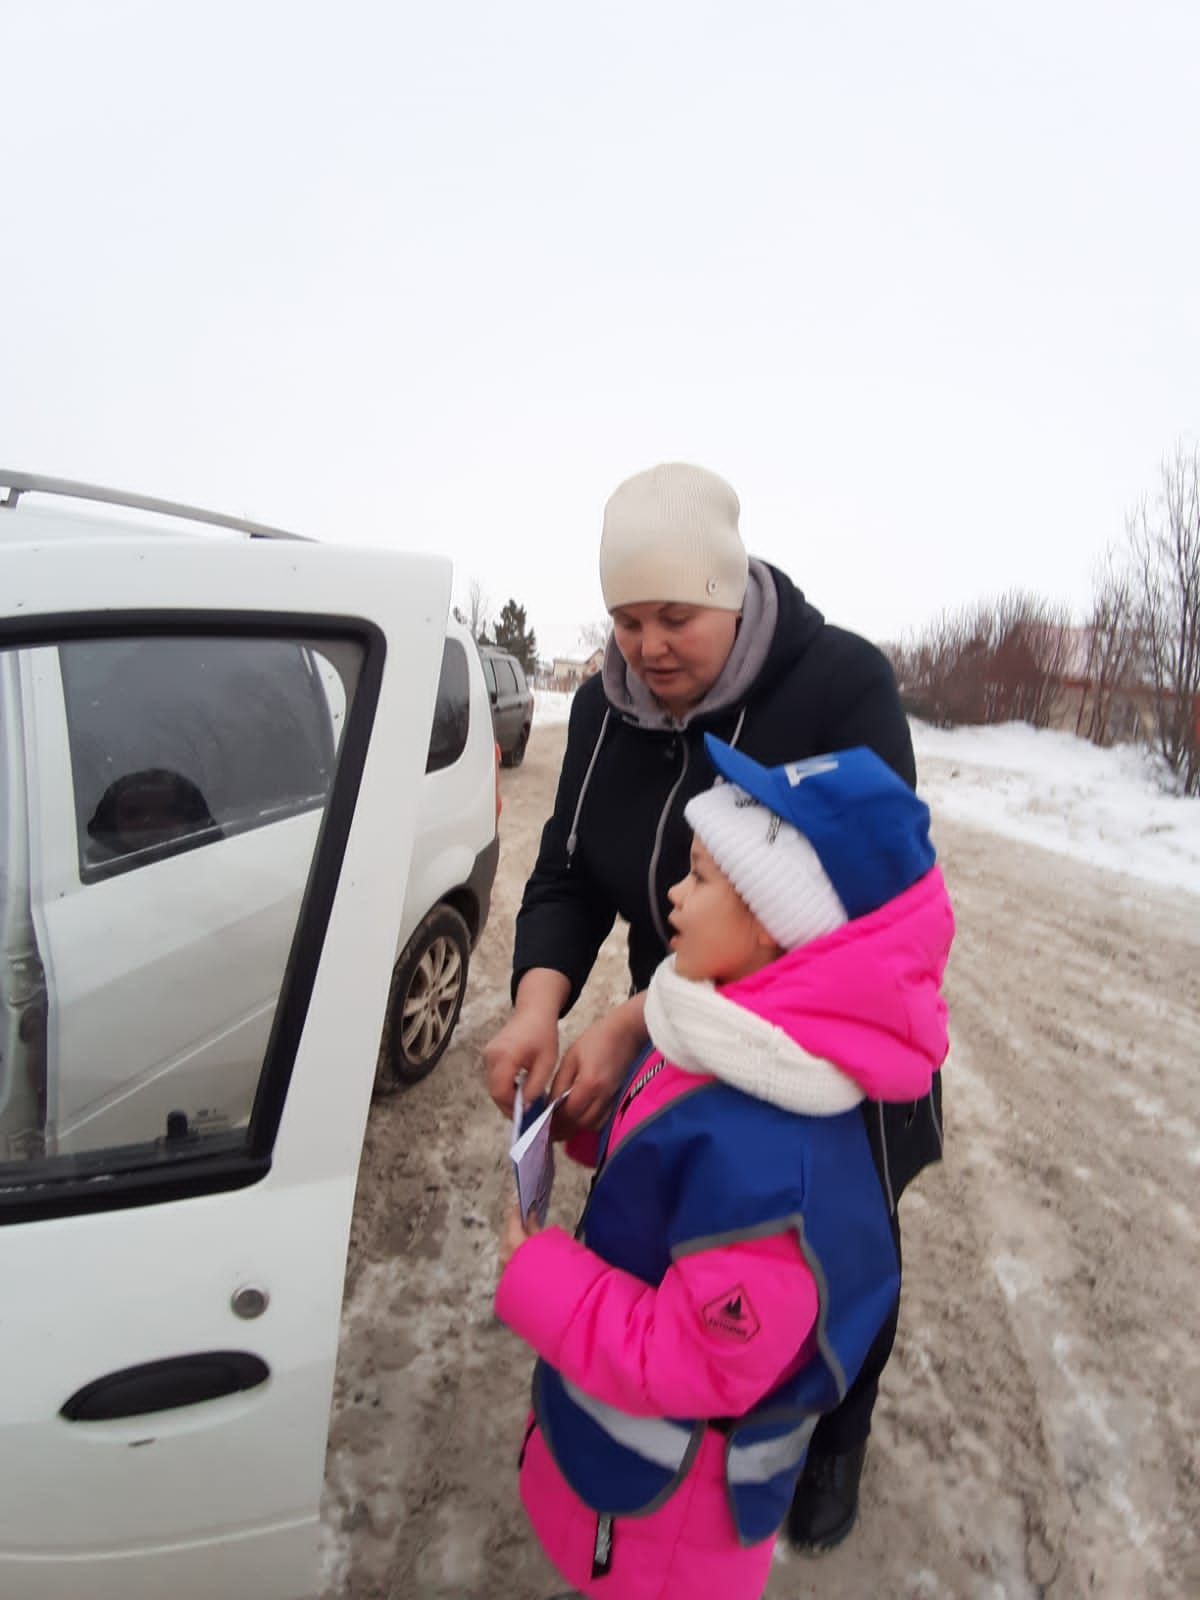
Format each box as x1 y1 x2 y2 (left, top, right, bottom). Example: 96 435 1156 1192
599 463 749 612
684 781 848 950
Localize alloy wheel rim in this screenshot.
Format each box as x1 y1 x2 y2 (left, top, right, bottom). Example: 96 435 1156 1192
400 937 463 1062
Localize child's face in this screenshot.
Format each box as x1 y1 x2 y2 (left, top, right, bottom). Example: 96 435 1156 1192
667 837 782 985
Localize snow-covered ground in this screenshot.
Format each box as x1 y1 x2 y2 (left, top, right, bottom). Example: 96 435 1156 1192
534 691 1200 897
533 688 574 726
911 720 1200 897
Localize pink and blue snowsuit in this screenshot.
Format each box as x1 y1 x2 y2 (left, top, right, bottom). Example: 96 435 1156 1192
497 856 954 1600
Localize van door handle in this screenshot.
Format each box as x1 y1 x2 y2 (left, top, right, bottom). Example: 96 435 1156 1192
60 1351 270 1421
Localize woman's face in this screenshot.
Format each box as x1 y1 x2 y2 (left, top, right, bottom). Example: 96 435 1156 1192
667 837 780 985
609 602 739 717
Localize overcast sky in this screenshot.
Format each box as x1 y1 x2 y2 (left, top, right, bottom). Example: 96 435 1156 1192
4 1 1197 656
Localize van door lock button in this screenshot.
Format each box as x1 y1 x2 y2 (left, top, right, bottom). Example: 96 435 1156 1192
231 1286 269 1320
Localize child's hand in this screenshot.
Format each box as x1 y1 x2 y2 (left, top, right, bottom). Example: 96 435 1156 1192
499 1201 541 1270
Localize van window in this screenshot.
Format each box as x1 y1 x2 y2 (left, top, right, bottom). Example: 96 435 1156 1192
493 658 518 696
0 632 362 1191
512 660 529 695
480 654 497 696
426 638 470 773
59 637 335 878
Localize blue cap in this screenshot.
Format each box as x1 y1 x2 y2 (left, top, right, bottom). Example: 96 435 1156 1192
702 734 935 920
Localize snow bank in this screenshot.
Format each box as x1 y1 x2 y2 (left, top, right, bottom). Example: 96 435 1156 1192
533 689 574 727
912 720 1200 898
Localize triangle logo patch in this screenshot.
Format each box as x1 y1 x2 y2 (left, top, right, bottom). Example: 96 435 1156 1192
701 1284 761 1343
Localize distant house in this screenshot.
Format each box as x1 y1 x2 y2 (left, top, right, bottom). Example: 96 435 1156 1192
543 647 604 692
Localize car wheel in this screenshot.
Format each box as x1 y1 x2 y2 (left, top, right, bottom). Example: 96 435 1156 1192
377 904 471 1089
503 727 529 768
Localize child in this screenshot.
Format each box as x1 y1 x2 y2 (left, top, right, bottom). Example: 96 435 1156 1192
496 735 955 1600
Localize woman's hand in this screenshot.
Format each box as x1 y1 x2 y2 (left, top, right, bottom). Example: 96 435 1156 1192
499 1201 541 1271
553 993 650 1132
483 970 570 1115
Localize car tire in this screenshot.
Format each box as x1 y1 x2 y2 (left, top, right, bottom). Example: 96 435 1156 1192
503 727 529 768
376 904 471 1090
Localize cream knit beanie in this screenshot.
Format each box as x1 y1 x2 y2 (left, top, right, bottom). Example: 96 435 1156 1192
599 463 749 612
684 781 848 950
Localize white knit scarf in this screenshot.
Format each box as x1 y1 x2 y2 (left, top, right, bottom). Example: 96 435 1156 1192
643 955 864 1116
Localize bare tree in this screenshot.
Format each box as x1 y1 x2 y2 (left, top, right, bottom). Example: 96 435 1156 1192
894 607 986 726
578 619 612 653
1128 446 1200 794
1076 551 1141 747
897 591 1071 730
981 590 1072 729
457 579 491 644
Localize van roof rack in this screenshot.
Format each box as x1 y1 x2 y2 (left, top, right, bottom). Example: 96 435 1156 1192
0 470 307 542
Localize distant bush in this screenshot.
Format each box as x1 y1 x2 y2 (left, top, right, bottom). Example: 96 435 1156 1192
887 444 1198 793
890 591 1071 730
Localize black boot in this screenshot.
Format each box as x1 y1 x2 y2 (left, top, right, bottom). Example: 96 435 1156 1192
786 1439 868 1552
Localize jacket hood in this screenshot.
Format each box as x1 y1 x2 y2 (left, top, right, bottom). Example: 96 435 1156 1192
644 866 953 1114
601 560 825 731
722 865 955 1102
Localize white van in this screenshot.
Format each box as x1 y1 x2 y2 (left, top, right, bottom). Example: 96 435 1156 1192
0 470 499 1599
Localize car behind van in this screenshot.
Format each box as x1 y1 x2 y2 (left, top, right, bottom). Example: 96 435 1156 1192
478 643 534 766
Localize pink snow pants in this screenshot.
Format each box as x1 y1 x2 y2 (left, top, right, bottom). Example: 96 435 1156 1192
519 1418 777 1600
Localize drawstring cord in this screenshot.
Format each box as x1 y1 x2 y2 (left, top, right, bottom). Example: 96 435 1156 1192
566 708 611 861
567 700 743 879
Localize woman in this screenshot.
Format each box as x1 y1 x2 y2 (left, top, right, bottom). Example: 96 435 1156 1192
484 461 942 1550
